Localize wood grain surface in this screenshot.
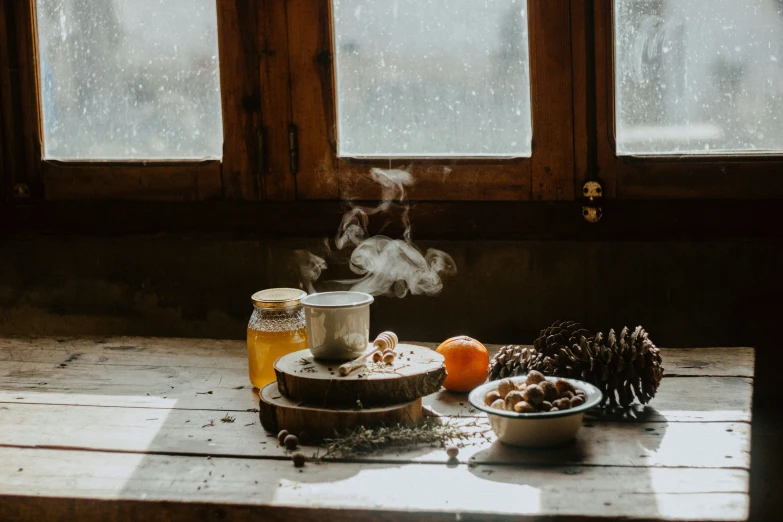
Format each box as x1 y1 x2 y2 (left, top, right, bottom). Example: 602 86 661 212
274 345 446 406
0 337 754 521
258 382 422 439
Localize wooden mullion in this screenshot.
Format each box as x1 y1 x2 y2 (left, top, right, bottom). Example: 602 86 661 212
8 0 43 198
217 1 262 200
259 0 295 200
528 0 575 201
0 0 10 200
287 0 338 200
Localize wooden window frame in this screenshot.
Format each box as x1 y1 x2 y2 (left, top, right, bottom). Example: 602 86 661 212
589 1 783 200
3 0 782 210
1 0 262 202
268 0 576 202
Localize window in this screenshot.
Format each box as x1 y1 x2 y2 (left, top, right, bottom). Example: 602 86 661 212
331 0 532 158
36 0 222 160
2 1 781 207
615 0 783 156
592 1 783 199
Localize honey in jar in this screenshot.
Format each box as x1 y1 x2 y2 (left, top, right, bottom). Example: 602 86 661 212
247 288 308 388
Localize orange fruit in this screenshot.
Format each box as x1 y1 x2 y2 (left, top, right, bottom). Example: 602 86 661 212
436 336 489 392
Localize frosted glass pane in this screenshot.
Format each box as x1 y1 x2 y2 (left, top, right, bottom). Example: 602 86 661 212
615 0 783 155
36 0 223 160
332 0 532 158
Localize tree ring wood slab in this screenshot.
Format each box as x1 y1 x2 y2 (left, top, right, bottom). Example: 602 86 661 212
274 344 446 407
258 382 422 440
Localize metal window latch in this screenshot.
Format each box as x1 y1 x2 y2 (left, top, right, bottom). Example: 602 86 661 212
581 180 603 223
13 183 31 202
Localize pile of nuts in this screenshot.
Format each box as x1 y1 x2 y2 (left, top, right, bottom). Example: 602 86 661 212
484 371 587 413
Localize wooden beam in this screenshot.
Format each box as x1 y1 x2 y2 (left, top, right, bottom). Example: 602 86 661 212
3 199 783 240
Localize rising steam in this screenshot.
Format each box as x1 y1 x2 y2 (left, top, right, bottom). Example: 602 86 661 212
294 168 456 297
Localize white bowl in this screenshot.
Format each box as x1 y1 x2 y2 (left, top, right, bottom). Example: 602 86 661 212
468 376 603 447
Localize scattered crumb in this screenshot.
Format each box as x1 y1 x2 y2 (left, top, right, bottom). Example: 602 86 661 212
202 419 215 428
233 385 245 390
244 422 255 427
221 414 236 423
18 468 23 472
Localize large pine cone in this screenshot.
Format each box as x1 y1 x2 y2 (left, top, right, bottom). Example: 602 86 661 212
488 320 664 407
488 320 593 381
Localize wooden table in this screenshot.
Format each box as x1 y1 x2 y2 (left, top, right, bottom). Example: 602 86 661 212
0 337 754 521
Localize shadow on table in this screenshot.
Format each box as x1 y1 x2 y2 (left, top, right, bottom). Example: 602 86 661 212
467 413 669 517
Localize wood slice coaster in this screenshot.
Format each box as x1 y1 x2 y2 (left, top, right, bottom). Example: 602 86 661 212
274 344 446 407
258 382 422 440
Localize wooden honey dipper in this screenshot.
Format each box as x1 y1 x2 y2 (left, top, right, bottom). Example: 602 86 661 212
338 331 399 376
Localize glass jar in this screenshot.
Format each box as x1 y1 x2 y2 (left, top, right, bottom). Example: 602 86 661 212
247 288 308 389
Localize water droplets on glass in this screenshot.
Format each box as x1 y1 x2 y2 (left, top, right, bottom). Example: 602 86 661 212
332 0 532 158
36 0 223 160
615 0 783 155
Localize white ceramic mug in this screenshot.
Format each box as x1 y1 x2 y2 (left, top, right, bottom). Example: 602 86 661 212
300 291 374 360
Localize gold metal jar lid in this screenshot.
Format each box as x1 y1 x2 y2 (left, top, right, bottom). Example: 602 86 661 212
251 288 307 309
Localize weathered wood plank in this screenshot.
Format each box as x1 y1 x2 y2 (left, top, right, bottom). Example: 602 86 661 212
0 403 750 469
0 338 755 421
0 356 752 422
0 447 750 522
0 337 755 377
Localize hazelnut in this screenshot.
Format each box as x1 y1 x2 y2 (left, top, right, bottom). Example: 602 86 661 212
540 381 559 402
522 384 545 406
484 390 502 406
383 349 395 357
555 379 576 395
497 379 515 399
382 352 395 365
277 430 289 445
552 398 572 410
570 395 585 407
446 446 459 459
575 389 586 397
284 434 299 450
525 370 546 385
490 398 506 410
516 382 528 392
504 390 525 409
550 407 559 412
371 351 383 363
292 453 306 467
539 401 552 412
560 391 575 400
514 401 537 413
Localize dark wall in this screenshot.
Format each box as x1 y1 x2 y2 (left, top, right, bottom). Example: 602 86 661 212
0 234 778 348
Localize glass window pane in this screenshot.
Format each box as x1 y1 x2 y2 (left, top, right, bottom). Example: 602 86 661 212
615 0 783 155
36 0 223 160
332 0 532 158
